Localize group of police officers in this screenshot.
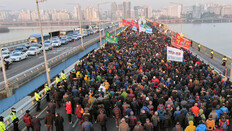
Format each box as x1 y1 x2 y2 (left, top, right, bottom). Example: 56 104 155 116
0 70 66 131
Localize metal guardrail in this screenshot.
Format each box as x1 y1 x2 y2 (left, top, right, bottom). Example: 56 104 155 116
0 39 28 48
2 27 124 130
0 27 121 92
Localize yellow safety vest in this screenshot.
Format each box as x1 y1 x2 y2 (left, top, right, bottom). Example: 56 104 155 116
61 73 66 80
55 77 60 84
10 112 17 121
211 51 214 54
198 45 201 47
44 85 50 94
222 58 227 61
0 121 6 131
34 92 41 101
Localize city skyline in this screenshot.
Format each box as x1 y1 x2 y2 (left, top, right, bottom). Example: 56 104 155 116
0 0 231 11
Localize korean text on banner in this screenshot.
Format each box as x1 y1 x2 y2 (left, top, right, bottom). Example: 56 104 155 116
167 46 184 62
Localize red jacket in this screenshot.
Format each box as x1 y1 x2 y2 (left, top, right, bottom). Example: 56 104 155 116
192 106 199 117
66 103 72 114
23 113 32 127
75 105 83 119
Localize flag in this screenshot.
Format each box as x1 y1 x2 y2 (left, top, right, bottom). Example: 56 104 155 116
145 26 152 34
139 24 146 32
126 21 131 26
132 20 139 28
132 25 137 31
105 31 118 44
172 33 190 50
122 19 131 26
153 22 157 26
122 19 127 26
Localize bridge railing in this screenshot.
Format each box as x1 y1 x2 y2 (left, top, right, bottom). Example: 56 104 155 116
2 26 125 130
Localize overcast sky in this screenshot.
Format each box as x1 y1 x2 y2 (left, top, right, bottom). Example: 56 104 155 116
0 0 231 11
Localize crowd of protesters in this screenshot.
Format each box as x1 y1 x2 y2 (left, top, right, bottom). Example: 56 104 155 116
2 23 232 131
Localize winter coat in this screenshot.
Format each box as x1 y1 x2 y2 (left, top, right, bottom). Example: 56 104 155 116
144 122 153 131
172 124 183 131
185 121 196 131
195 124 207 131
119 121 130 131
97 113 107 126
54 115 64 131
44 113 53 126
133 125 144 131
113 107 121 119
23 113 32 127
66 103 72 114
75 106 83 119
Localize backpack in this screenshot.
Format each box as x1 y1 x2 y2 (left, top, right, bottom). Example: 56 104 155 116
206 120 214 130
221 121 228 130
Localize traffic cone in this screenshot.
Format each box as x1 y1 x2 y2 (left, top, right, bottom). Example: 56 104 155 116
36 53 38 57
52 48 54 50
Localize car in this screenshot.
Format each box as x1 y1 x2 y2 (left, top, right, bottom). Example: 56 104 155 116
60 38 67 44
30 44 42 49
45 43 52 50
2 51 10 58
72 33 78 40
66 36 73 42
10 52 28 62
52 40 61 47
26 47 41 55
11 47 27 54
21 42 31 48
1 47 9 53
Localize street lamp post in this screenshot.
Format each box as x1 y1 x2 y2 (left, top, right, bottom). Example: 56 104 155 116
0 49 10 97
98 4 102 47
78 7 84 48
36 0 51 85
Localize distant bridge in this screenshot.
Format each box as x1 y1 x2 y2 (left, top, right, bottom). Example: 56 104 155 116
156 18 232 24
0 20 113 27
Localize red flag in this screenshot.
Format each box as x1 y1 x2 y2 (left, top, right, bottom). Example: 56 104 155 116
153 22 157 26
172 33 190 50
122 19 127 26
132 20 139 28
126 21 131 26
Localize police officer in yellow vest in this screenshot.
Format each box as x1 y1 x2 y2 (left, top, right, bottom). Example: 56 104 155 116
0 116 6 131
10 108 19 131
55 75 60 86
35 90 41 111
222 56 227 66
61 70 66 80
211 50 214 59
44 83 50 102
198 44 201 51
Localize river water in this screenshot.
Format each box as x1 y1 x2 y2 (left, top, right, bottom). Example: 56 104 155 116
168 23 232 58
0 26 75 44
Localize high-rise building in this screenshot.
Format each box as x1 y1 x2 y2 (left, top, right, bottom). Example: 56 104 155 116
123 0 131 19
221 5 232 16
144 6 153 18
18 10 31 21
73 4 82 20
193 4 204 18
111 2 117 20
84 6 99 21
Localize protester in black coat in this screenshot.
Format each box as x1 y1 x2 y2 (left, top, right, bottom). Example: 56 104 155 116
54 113 64 131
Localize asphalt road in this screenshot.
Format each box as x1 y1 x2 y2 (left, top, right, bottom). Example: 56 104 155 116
0 27 117 83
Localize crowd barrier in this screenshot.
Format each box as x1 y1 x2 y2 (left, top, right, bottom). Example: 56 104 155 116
1 27 124 130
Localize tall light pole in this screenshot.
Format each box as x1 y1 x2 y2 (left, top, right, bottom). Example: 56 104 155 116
36 0 51 85
98 3 102 47
0 49 10 97
78 6 84 48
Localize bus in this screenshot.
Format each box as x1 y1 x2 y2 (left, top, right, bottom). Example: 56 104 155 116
28 34 50 44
